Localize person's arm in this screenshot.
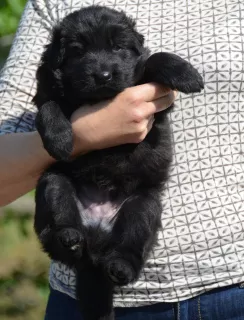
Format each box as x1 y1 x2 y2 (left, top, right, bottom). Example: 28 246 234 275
0 0 177 206
0 131 53 206
0 85 177 206
0 0 53 205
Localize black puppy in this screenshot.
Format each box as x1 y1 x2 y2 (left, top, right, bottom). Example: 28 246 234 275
33 5 203 320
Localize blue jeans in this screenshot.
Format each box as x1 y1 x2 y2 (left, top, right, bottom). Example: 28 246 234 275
45 283 244 320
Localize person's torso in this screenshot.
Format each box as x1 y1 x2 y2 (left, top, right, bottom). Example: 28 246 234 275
20 0 244 305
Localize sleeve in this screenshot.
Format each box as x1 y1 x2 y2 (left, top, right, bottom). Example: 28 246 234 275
0 0 66 135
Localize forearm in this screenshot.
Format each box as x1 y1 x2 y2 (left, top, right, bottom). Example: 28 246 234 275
0 179 38 207
0 0 56 207
0 131 55 206
0 84 175 207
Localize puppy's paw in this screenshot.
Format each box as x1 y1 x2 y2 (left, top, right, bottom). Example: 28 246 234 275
37 227 84 265
167 62 204 94
106 259 138 286
44 129 73 161
35 101 73 161
57 228 84 252
144 52 204 94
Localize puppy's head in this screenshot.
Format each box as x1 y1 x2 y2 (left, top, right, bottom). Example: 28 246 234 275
45 6 149 104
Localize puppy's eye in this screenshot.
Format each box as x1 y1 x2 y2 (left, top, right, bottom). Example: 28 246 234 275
112 45 122 52
68 44 84 56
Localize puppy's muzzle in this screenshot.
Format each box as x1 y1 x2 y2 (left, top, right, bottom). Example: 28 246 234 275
94 70 113 84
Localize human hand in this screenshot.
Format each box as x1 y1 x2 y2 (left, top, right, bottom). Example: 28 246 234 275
71 83 177 156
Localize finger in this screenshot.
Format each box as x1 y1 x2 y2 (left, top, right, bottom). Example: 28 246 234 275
140 115 154 133
146 114 155 124
146 115 155 133
140 90 178 117
128 83 172 102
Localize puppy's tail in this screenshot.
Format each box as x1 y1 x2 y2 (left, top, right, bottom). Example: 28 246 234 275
76 258 114 320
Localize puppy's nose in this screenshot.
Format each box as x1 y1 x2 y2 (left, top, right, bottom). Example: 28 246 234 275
95 71 112 83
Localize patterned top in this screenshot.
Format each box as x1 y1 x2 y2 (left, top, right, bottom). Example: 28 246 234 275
1 0 244 307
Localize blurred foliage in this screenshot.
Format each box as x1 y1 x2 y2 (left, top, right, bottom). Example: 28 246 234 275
0 195 50 320
0 0 27 37
0 0 27 67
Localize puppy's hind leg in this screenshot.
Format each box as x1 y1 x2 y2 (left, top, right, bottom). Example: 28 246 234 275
34 170 84 265
105 190 162 286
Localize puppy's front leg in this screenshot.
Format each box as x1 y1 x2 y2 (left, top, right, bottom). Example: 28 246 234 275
35 101 73 160
143 52 204 94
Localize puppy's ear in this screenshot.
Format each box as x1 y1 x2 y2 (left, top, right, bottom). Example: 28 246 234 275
131 29 144 56
45 26 65 70
132 31 145 55
128 20 145 54
134 47 150 84
125 16 145 54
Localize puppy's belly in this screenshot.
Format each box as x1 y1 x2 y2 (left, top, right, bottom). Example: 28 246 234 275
76 185 127 231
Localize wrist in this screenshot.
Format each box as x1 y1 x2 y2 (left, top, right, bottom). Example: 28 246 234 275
31 131 56 174
70 100 114 156
71 122 91 157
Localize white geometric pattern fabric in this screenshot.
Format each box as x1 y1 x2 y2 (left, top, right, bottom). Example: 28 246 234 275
0 0 244 306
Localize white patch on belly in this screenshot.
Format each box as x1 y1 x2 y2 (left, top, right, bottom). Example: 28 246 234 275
75 186 129 231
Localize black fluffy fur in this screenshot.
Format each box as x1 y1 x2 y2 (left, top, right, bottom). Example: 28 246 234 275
33 6 204 320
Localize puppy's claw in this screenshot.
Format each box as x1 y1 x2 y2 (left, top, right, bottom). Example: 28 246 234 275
70 244 81 251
